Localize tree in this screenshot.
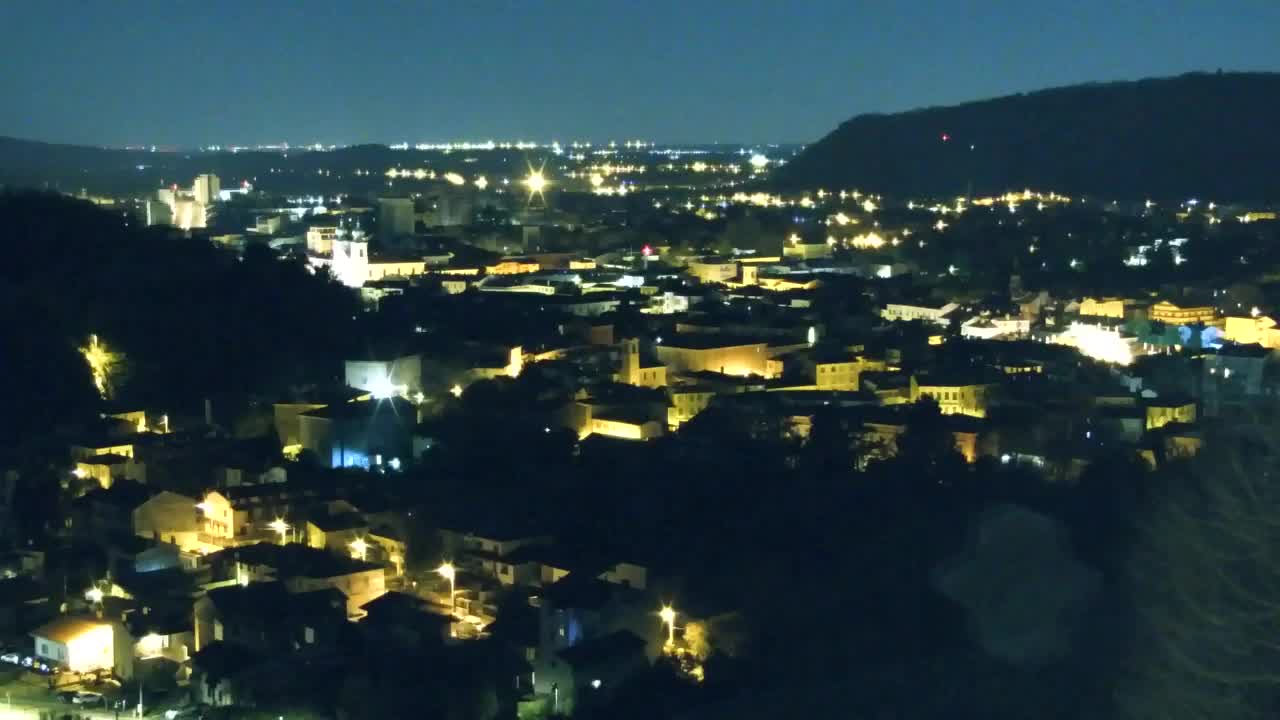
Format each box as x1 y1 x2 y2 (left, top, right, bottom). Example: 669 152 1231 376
1121 422 1280 720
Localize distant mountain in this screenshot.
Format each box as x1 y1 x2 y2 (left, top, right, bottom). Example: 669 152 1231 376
771 72 1280 202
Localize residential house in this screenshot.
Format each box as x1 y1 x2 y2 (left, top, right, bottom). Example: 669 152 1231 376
358 592 452 651
193 582 347 655
538 629 648 716
133 491 201 552
305 513 369 554
298 397 415 469
211 543 387 616
31 615 134 679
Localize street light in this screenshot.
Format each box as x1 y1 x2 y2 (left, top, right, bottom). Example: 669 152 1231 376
436 562 456 616
268 518 290 544
659 605 676 648
349 537 369 561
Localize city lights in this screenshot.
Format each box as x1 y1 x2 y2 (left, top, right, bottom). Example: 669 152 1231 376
437 562 457 618
268 517 290 544
660 605 677 647
349 537 369 561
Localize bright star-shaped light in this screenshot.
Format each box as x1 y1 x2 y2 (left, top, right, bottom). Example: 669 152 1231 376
524 169 548 195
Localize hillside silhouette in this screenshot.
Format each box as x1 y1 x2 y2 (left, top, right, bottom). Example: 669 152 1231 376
771 71 1280 202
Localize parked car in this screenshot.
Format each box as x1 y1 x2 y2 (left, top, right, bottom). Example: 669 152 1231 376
56 691 77 703
0 652 19 664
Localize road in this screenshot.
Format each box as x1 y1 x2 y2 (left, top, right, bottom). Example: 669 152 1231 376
0 696 120 719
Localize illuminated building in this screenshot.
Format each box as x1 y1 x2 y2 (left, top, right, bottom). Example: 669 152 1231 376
569 385 668 441
71 439 135 461
1150 300 1216 325
1238 211 1277 223
1145 397 1197 430
655 336 774 378
1054 322 1136 365
192 174 221 206
329 232 369 287
881 303 959 325
616 338 667 388
814 356 885 391
485 259 541 275
306 225 338 256
197 491 244 546
685 258 739 284
32 617 128 677
911 376 992 418
75 453 146 489
172 199 207 230
1223 315 1280 348
144 199 172 226
212 543 387 617
1077 297 1130 319
132 490 201 552
533 575 652 716
305 513 369 554
298 398 414 469
345 355 422 399
960 316 1030 340
377 197 415 239
667 388 715 428
782 235 833 260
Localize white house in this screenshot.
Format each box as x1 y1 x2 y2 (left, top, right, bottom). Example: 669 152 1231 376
32 616 131 677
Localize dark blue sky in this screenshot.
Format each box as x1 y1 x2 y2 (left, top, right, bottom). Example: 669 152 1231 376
3 0 1279 147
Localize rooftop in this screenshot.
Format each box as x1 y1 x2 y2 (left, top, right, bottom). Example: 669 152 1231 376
32 616 108 644
216 543 382 579
657 334 769 350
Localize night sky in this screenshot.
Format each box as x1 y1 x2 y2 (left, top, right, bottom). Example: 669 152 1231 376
3 0 1279 147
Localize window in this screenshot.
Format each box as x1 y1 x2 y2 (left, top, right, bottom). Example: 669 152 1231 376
304 627 315 644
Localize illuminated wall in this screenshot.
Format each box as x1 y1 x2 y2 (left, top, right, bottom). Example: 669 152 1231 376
34 621 114 674
485 260 540 275
814 360 873 390
332 238 369 287
345 356 423 398
199 491 242 541
1078 298 1127 319
1150 301 1216 325
912 381 990 418
306 226 338 256
1223 316 1280 348
782 242 832 260
656 342 771 377
588 417 664 441
881 303 958 325
685 260 738 284
618 339 667 388
133 491 200 552
668 390 715 428
1054 322 1136 365
1146 402 1196 430
285 567 386 616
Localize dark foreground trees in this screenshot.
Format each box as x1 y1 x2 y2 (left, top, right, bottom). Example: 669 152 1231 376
1123 421 1280 720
